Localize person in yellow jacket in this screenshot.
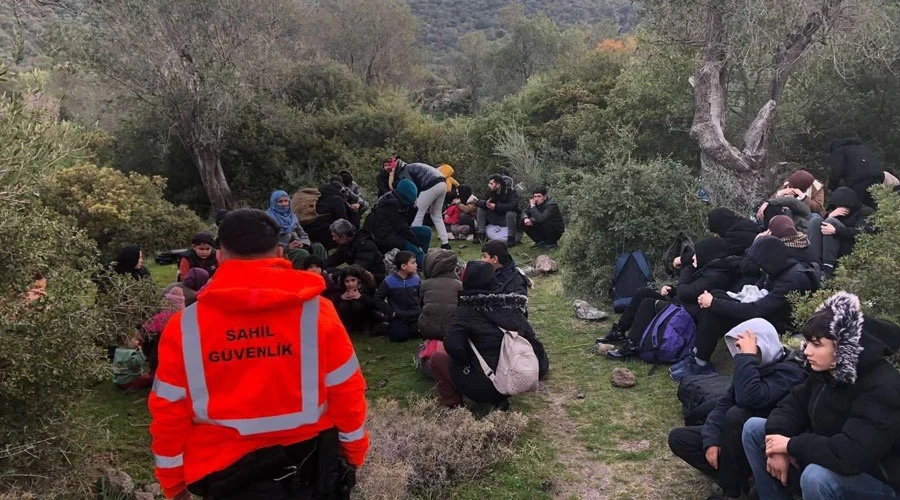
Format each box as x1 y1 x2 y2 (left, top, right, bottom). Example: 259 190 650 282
438 164 460 194
149 208 368 500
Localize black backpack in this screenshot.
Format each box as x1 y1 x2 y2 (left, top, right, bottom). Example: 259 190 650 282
677 373 732 426
610 251 654 313
663 233 694 278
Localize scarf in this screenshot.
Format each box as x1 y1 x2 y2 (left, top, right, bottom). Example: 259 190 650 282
781 233 810 249
266 190 298 235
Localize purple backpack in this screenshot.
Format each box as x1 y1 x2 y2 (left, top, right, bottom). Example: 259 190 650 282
638 304 696 364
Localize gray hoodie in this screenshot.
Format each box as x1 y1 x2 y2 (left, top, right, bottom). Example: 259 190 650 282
724 318 784 366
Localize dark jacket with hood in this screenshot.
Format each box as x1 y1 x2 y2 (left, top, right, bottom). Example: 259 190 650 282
444 261 549 403
523 197 565 237
366 192 418 253
828 138 884 206
477 175 519 226
672 238 741 317
827 187 875 256
707 208 761 257
329 266 380 335
305 182 348 247
708 236 818 333
418 249 463 340
495 258 531 296
766 292 900 491
374 271 421 320
325 233 385 284
763 196 812 235
395 161 445 192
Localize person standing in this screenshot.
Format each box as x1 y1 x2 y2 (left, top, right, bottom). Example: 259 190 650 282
521 186 564 250
387 158 452 250
149 209 368 500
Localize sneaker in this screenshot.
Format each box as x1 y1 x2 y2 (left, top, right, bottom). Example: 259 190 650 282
606 339 639 360
440 243 452 250
466 235 475 242
671 359 716 382
544 243 558 251
531 241 547 250
669 353 695 373
447 233 456 240
597 324 626 344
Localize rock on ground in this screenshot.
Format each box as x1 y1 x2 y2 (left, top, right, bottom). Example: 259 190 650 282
100 468 134 497
611 367 636 388
595 343 616 354
535 254 558 273
574 300 608 321
142 483 162 496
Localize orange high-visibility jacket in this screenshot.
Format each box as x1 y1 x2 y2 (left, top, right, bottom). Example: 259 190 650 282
149 258 368 499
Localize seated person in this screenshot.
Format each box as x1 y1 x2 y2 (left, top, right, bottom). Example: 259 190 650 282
326 219 385 284
481 240 530 296
759 194 812 235
338 170 369 228
706 208 761 257
376 157 395 198
178 231 219 280
439 164 460 207
434 261 549 409
330 265 380 336
113 333 154 391
170 268 209 306
605 238 740 359
476 174 519 245
757 169 826 219
141 287 185 373
808 187 874 279
667 318 806 500
374 251 421 342
742 292 900 500
418 248 462 343
672 236 819 381
444 199 468 240
304 179 348 250
288 253 334 292
113 244 152 281
448 185 478 240
364 179 431 268
829 138 885 209
266 189 327 259
521 186 565 251
764 215 816 265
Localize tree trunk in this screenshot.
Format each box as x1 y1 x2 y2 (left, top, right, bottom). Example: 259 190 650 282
191 144 234 210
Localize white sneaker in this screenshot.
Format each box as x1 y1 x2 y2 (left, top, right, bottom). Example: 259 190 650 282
466 235 475 242
447 234 456 240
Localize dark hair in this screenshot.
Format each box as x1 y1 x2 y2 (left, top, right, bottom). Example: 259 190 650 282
338 265 376 293
218 209 280 257
481 240 511 265
533 186 548 196
394 250 416 269
329 176 343 186
457 185 473 201
301 255 324 270
488 174 505 185
802 309 835 341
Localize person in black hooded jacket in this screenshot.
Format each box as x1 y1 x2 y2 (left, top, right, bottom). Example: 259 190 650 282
605 238 740 359
706 208 761 257
671 236 819 381
808 186 874 278
742 292 900 500
828 138 885 209
304 179 349 249
363 179 432 268
434 261 549 410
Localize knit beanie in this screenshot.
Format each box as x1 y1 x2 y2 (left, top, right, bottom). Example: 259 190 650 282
786 170 815 191
767 215 797 239
394 179 418 207
191 231 216 246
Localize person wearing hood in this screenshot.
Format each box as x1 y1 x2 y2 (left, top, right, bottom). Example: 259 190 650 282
438 164 460 197
265 189 326 261
706 208 761 257
742 292 900 500
828 138 885 209
759 194 813 234
168 267 210 307
521 186 565 251
672 237 819 381
418 249 463 341
304 178 349 250
476 174 520 246
178 231 219 280
113 244 152 281
668 318 807 500
757 169 827 219
364 179 431 268
431 261 549 409
140 286 187 375
329 265 380 336
765 215 816 266
808 186 875 279
326 219 385 284
338 171 369 229
606 238 740 360
386 158 452 250
149 208 368 500
481 240 531 297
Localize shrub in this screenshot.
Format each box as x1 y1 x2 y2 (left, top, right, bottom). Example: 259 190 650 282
557 158 709 298
357 397 529 499
40 164 205 260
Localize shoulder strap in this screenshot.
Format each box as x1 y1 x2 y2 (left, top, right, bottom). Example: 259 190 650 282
468 339 494 378
632 251 653 280
611 253 630 283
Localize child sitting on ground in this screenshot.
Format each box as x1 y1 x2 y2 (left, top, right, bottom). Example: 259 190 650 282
179 231 219 280
330 265 381 335
297 254 335 295
112 334 153 391
375 251 421 342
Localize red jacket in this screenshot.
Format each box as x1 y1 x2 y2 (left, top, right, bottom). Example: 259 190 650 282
149 258 368 498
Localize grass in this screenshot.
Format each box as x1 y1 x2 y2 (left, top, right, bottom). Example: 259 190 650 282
78 242 712 498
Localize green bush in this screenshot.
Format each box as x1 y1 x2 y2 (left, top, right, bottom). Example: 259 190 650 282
557 158 708 298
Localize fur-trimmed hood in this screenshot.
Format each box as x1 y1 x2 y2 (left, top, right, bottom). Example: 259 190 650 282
458 292 528 315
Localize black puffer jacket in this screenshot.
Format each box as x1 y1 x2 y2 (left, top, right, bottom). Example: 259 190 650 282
708 236 818 333
325 234 385 284
305 182 349 248
767 293 900 491
828 138 884 194
707 208 761 256
365 192 418 253
418 250 462 340
444 291 549 404
827 187 875 255
395 161 445 192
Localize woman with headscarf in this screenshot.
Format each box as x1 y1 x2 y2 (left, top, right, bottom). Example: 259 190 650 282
113 244 151 281
706 208 762 257
266 189 327 260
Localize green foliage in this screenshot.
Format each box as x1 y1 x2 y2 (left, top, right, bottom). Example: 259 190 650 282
557 158 709 297
41 164 205 259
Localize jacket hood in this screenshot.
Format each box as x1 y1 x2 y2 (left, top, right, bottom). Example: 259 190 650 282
693 237 731 269
462 261 495 291
339 170 353 186
439 164 454 177
707 208 741 235
114 244 142 273
747 236 796 276
725 318 785 366
828 187 862 211
319 182 344 197
458 292 528 315
830 137 863 152
197 258 324 312
424 249 459 279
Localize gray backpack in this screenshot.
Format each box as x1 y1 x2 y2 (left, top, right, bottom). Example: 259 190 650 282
468 327 539 396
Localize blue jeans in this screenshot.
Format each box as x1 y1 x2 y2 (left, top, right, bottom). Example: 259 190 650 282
742 417 899 500
402 226 432 268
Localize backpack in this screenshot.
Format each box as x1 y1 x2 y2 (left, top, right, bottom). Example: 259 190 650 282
610 251 654 313
677 373 733 426
469 328 539 396
291 188 321 226
638 303 696 364
663 233 694 277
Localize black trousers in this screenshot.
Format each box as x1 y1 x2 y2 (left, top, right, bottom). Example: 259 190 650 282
211 481 316 499
667 406 754 498
694 296 742 362
618 287 667 331
627 296 671 343
522 222 563 245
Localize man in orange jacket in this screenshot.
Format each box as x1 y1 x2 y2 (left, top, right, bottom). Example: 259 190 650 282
150 209 368 499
